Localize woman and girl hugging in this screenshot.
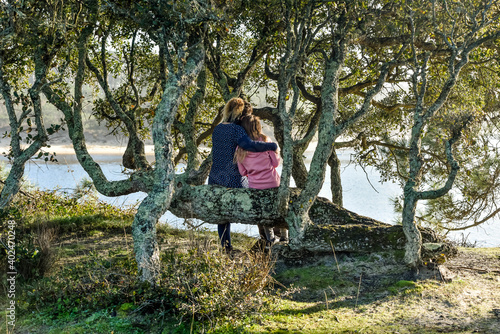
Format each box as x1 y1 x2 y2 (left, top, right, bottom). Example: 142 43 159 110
208 97 289 253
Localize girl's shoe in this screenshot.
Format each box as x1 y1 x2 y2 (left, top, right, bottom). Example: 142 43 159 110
265 237 279 249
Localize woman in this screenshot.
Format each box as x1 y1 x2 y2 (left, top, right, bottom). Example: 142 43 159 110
234 115 288 246
209 98 277 253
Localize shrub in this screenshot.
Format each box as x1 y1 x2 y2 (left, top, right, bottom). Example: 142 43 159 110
160 245 276 327
20 234 280 331
16 223 58 281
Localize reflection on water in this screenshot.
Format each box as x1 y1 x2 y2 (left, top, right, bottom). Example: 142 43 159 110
7 150 500 247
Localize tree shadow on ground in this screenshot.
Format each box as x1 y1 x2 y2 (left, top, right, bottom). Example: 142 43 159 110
267 246 500 333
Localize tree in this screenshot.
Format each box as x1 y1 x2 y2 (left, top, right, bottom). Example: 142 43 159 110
3 0 500 282
0 0 77 210
262 1 406 244
394 1 500 267
40 0 219 283
400 55 500 235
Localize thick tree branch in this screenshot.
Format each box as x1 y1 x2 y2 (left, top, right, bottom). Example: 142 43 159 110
174 68 207 170
417 119 471 201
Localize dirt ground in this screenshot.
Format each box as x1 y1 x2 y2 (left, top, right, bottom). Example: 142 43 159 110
271 245 500 333
444 248 500 275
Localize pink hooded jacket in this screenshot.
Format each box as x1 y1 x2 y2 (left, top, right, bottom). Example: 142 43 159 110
237 149 280 189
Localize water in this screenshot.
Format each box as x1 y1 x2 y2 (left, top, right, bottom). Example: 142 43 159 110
5 148 499 247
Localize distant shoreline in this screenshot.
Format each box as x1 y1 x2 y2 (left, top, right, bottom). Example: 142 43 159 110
2 144 155 155
0 144 156 162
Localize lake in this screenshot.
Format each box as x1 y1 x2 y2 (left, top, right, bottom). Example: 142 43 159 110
5 145 499 247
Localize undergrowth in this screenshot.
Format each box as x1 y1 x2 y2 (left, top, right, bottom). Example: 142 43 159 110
0 186 283 333
16 241 281 332
0 186 134 281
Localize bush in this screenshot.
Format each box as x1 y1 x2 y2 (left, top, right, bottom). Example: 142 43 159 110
20 234 279 331
16 223 58 281
160 245 276 327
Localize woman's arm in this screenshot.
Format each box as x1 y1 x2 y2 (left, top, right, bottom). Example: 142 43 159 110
235 126 277 152
238 136 277 152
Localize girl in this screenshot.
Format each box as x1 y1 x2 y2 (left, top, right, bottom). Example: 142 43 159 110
234 115 288 245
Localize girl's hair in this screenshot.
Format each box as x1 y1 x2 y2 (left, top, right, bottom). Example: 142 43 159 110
223 97 245 123
242 100 253 117
234 115 268 163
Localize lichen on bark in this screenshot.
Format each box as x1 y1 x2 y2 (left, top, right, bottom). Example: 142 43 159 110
169 185 445 254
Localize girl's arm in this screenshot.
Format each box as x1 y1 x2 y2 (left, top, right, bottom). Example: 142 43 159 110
237 162 248 176
269 149 281 168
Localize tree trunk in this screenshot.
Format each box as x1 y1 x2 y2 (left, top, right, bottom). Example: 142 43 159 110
284 53 342 243
0 161 25 210
169 185 378 228
132 188 169 283
328 147 343 206
132 82 186 283
123 135 148 170
169 185 442 253
131 38 205 282
402 190 422 267
291 147 309 189
0 50 48 210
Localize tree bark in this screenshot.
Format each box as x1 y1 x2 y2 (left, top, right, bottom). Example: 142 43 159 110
132 82 181 283
132 188 170 283
0 160 27 210
131 36 205 282
169 185 442 253
123 138 147 170
401 189 422 267
328 147 343 206
0 45 49 210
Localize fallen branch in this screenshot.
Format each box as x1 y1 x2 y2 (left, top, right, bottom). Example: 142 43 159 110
445 265 500 274
0 179 34 198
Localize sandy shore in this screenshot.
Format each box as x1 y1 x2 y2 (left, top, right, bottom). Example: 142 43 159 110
44 144 155 155
0 144 157 163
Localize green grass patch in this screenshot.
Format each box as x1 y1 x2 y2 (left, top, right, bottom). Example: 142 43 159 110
388 280 423 295
276 265 353 290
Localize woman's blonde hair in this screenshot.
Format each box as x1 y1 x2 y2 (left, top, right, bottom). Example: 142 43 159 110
223 97 245 123
234 115 268 163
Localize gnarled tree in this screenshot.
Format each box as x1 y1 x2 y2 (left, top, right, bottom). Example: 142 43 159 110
4 0 500 283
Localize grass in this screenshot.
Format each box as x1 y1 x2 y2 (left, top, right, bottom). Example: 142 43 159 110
459 246 500 258
1 188 499 333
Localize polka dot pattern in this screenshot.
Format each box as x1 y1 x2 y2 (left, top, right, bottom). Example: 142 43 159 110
208 123 247 188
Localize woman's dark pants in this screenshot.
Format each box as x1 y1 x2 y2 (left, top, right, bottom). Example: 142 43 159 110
218 223 231 249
